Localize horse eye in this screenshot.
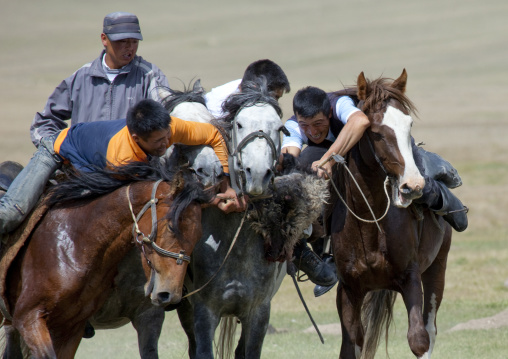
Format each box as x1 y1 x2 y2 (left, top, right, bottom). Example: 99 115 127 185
237 123 243 129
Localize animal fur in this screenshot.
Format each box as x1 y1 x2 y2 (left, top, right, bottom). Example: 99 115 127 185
248 170 329 262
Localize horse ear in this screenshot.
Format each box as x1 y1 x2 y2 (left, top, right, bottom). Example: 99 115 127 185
392 69 407 93
357 72 368 100
193 79 205 94
158 86 172 102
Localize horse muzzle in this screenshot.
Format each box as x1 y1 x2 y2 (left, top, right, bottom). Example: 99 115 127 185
144 269 184 306
391 176 424 208
244 167 274 196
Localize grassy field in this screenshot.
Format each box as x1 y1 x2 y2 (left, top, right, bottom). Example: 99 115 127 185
1 0 507 357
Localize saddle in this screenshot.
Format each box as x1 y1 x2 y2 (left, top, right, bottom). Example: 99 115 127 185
0 161 24 192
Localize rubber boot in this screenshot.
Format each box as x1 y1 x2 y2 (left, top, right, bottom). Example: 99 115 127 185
416 178 468 232
414 145 462 188
292 240 338 286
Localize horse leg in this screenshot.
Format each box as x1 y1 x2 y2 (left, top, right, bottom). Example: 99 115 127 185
13 310 56 359
131 305 165 359
420 227 452 359
3 324 24 359
236 302 271 359
177 299 197 359
337 281 364 359
193 303 220 359
53 331 84 359
400 264 430 358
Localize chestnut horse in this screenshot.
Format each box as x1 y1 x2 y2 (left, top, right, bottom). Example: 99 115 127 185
0 161 208 359
330 70 452 358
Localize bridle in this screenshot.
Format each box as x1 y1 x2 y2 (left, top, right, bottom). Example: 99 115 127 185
126 179 190 266
227 105 289 195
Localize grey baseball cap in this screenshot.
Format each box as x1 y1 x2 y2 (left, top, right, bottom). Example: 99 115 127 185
103 12 143 41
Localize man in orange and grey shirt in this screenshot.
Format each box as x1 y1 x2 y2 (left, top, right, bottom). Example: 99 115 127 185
0 99 244 234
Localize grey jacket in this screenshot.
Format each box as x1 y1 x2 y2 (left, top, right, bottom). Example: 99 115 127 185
30 50 169 147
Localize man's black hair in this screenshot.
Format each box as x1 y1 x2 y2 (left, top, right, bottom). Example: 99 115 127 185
293 86 331 118
126 99 171 139
241 59 290 94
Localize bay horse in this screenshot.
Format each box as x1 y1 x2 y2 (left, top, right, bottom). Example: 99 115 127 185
329 69 452 358
81 81 223 359
0 160 208 359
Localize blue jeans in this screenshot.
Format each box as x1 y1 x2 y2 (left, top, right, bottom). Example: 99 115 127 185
0 136 61 234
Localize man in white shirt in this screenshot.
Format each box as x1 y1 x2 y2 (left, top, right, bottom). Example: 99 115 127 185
205 59 290 118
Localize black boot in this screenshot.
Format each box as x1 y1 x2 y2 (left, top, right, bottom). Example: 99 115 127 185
414 145 462 189
313 255 338 297
416 178 468 232
292 240 338 286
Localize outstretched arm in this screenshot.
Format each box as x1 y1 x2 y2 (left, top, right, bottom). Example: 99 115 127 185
312 111 370 177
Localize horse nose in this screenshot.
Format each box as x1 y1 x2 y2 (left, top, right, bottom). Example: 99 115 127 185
400 181 423 199
263 168 274 184
244 167 273 196
156 291 172 306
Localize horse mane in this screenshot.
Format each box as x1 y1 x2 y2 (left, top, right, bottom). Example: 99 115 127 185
47 160 211 235
334 76 418 117
158 81 207 113
211 78 283 141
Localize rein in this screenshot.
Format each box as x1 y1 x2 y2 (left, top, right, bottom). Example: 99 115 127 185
126 180 190 265
182 208 248 299
319 153 391 232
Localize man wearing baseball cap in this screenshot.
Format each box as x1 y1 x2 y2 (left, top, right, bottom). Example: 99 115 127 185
1 12 169 242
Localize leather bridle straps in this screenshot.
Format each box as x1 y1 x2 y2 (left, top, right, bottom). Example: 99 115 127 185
127 179 190 265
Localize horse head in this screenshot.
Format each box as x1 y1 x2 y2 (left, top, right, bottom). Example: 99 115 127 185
133 180 203 306
158 80 223 187
220 81 286 196
164 144 223 188
357 69 425 208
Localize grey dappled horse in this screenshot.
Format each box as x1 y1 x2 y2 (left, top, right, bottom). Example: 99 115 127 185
175 82 294 359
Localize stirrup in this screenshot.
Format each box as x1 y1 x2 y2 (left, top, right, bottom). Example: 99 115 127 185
436 205 469 216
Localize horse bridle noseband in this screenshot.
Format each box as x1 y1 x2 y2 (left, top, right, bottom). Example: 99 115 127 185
127 179 190 266
227 106 289 195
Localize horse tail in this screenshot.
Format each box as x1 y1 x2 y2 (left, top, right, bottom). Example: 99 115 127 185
360 289 397 359
0 321 31 359
215 316 238 359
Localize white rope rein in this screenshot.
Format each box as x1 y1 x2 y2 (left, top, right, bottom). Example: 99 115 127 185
319 154 391 232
